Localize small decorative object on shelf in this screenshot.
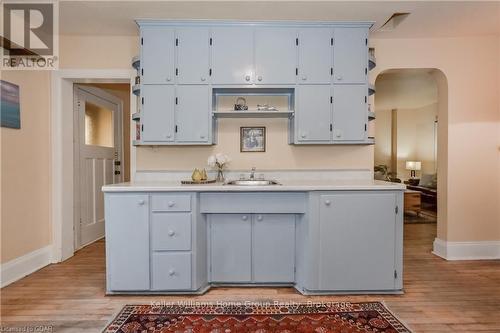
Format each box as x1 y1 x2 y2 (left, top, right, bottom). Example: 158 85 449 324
234 97 248 111
208 153 231 182
240 127 266 152
191 168 203 182
256 104 278 111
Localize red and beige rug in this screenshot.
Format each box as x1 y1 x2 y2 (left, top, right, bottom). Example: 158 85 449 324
103 302 412 333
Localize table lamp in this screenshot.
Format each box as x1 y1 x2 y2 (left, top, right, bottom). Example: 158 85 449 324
405 161 421 178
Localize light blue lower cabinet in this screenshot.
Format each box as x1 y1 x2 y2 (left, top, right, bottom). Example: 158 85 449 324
209 214 252 282
104 190 403 294
252 214 295 283
152 252 192 290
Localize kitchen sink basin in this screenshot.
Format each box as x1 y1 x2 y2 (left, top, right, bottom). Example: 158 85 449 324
225 180 281 186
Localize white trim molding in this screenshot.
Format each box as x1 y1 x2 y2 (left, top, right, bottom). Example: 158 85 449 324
0 246 52 288
433 238 500 260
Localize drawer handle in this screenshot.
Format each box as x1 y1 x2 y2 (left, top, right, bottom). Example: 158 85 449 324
257 75 263 81
245 75 251 82
168 201 175 207
325 199 331 206
256 215 263 221
242 215 248 221
138 200 146 206
168 230 175 237
168 269 175 276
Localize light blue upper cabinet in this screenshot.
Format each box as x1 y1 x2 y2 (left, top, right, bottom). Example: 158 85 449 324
332 84 367 142
141 85 175 142
176 28 210 84
175 85 210 143
211 27 254 84
296 85 332 143
333 27 368 84
298 28 333 84
141 27 175 84
255 28 297 84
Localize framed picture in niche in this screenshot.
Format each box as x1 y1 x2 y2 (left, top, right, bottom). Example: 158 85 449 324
240 127 266 152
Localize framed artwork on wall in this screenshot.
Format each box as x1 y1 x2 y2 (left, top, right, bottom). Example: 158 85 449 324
240 127 266 152
1 80 21 129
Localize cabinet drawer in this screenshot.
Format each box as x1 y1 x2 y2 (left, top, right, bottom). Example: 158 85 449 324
151 194 191 212
152 213 192 251
152 252 192 290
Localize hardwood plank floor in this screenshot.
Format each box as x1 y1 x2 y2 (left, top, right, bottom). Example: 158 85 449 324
1 223 500 333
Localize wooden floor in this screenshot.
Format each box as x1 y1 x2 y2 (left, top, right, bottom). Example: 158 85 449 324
1 223 500 333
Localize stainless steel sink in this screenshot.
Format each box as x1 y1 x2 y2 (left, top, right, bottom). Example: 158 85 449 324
225 180 281 186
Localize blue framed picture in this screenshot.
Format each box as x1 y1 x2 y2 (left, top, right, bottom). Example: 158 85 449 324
1 80 21 129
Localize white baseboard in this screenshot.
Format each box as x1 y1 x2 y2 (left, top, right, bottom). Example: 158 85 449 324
433 238 500 260
0 245 53 288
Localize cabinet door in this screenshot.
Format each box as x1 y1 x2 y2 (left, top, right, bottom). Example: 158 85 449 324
141 85 175 142
175 85 210 143
255 28 297 84
105 194 149 291
318 193 397 291
141 27 175 84
333 28 368 84
298 28 333 84
296 85 331 142
176 28 210 84
332 84 367 142
210 214 251 282
253 214 295 282
211 27 254 84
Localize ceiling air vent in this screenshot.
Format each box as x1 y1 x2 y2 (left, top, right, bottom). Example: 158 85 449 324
379 13 410 31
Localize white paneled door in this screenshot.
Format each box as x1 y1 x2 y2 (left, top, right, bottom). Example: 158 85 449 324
74 86 123 249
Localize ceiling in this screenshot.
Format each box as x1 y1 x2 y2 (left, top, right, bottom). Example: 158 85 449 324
59 1 500 38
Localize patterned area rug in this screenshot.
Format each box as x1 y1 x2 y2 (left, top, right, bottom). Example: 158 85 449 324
103 302 412 333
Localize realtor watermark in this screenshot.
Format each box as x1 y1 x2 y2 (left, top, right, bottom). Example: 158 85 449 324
1 1 59 70
0 326 53 332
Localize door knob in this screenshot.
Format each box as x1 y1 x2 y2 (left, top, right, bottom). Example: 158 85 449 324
242 215 248 221
245 75 251 82
168 269 175 276
325 200 331 206
138 200 145 206
257 76 263 81
257 215 263 221
168 201 175 207
168 230 175 237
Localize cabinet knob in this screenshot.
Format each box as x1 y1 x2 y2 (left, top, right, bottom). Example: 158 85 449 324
336 75 343 81
168 230 175 237
257 76 263 81
325 199 331 206
301 133 307 138
166 77 171 82
245 75 251 82
168 201 175 207
242 215 248 221
301 76 307 81
201 77 206 81
168 269 175 276
166 134 171 139
138 199 145 206
200 134 206 139
256 215 263 221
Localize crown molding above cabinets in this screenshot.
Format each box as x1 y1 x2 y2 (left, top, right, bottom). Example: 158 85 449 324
132 20 375 146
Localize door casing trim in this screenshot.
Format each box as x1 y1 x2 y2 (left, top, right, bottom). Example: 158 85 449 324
51 69 135 262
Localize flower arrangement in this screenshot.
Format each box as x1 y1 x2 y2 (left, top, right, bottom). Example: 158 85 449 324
208 153 231 182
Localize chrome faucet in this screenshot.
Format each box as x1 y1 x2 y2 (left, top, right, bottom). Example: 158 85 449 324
249 167 256 180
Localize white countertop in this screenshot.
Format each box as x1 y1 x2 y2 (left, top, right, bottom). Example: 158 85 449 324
102 179 405 192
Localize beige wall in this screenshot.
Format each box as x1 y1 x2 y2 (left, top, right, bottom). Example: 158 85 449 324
371 36 500 242
0 71 52 263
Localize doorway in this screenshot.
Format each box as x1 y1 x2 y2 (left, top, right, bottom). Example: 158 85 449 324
374 69 441 243
74 85 125 250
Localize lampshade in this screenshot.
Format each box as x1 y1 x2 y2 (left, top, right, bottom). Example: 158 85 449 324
405 161 421 171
